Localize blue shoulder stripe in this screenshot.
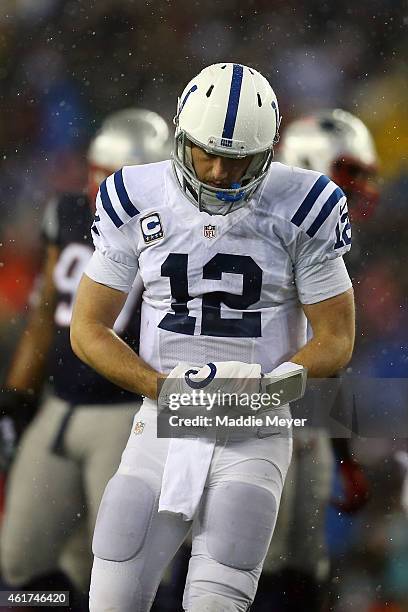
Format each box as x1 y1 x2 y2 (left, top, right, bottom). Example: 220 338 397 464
113 169 139 218
222 64 244 141
306 187 345 237
291 175 331 227
100 180 123 228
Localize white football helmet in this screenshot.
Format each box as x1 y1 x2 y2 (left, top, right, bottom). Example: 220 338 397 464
88 108 170 169
279 109 379 221
173 63 281 215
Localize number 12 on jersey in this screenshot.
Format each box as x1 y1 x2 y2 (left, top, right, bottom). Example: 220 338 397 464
158 253 263 338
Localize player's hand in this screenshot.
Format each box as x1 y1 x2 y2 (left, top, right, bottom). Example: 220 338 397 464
0 389 38 471
331 458 370 514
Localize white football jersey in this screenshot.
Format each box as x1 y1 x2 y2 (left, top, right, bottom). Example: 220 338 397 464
86 161 352 373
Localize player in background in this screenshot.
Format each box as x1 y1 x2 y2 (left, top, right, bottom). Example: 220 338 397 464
0 109 170 605
70 63 356 612
254 109 377 612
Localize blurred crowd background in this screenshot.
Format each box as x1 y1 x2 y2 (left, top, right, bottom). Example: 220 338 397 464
0 1 407 610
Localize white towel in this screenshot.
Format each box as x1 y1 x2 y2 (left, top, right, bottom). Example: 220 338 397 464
158 436 215 521
158 361 262 520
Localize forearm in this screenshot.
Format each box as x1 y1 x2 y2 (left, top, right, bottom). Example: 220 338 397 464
6 245 59 394
293 289 355 378
6 302 56 394
71 321 161 399
5 325 52 394
290 332 353 378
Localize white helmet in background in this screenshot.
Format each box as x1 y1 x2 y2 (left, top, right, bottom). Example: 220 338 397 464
279 109 379 221
173 63 281 215
88 108 170 170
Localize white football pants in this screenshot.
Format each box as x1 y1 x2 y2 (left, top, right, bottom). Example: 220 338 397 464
89 398 292 612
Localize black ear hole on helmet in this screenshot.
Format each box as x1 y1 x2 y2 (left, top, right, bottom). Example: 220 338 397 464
221 65 227 69
206 85 214 97
257 93 262 107
320 119 337 132
249 68 254 74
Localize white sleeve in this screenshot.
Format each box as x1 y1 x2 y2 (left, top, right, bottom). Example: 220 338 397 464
294 178 352 303
85 250 137 293
85 182 139 293
296 257 352 305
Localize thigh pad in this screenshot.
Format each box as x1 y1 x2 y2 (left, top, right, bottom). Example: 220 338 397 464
204 482 277 571
92 473 155 562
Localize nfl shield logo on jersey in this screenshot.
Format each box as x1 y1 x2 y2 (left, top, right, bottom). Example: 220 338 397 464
203 224 216 239
133 421 145 435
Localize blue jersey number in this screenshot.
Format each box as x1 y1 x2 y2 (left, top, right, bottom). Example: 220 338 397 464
158 253 262 337
334 205 352 249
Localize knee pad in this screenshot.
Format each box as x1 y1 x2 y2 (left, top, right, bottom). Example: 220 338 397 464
204 482 277 571
188 594 238 612
92 473 155 562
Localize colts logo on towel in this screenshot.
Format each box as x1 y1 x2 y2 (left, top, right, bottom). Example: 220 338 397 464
184 363 217 389
140 213 164 244
134 421 145 435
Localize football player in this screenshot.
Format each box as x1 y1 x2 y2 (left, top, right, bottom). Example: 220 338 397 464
71 64 356 612
0 109 170 601
255 109 377 611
